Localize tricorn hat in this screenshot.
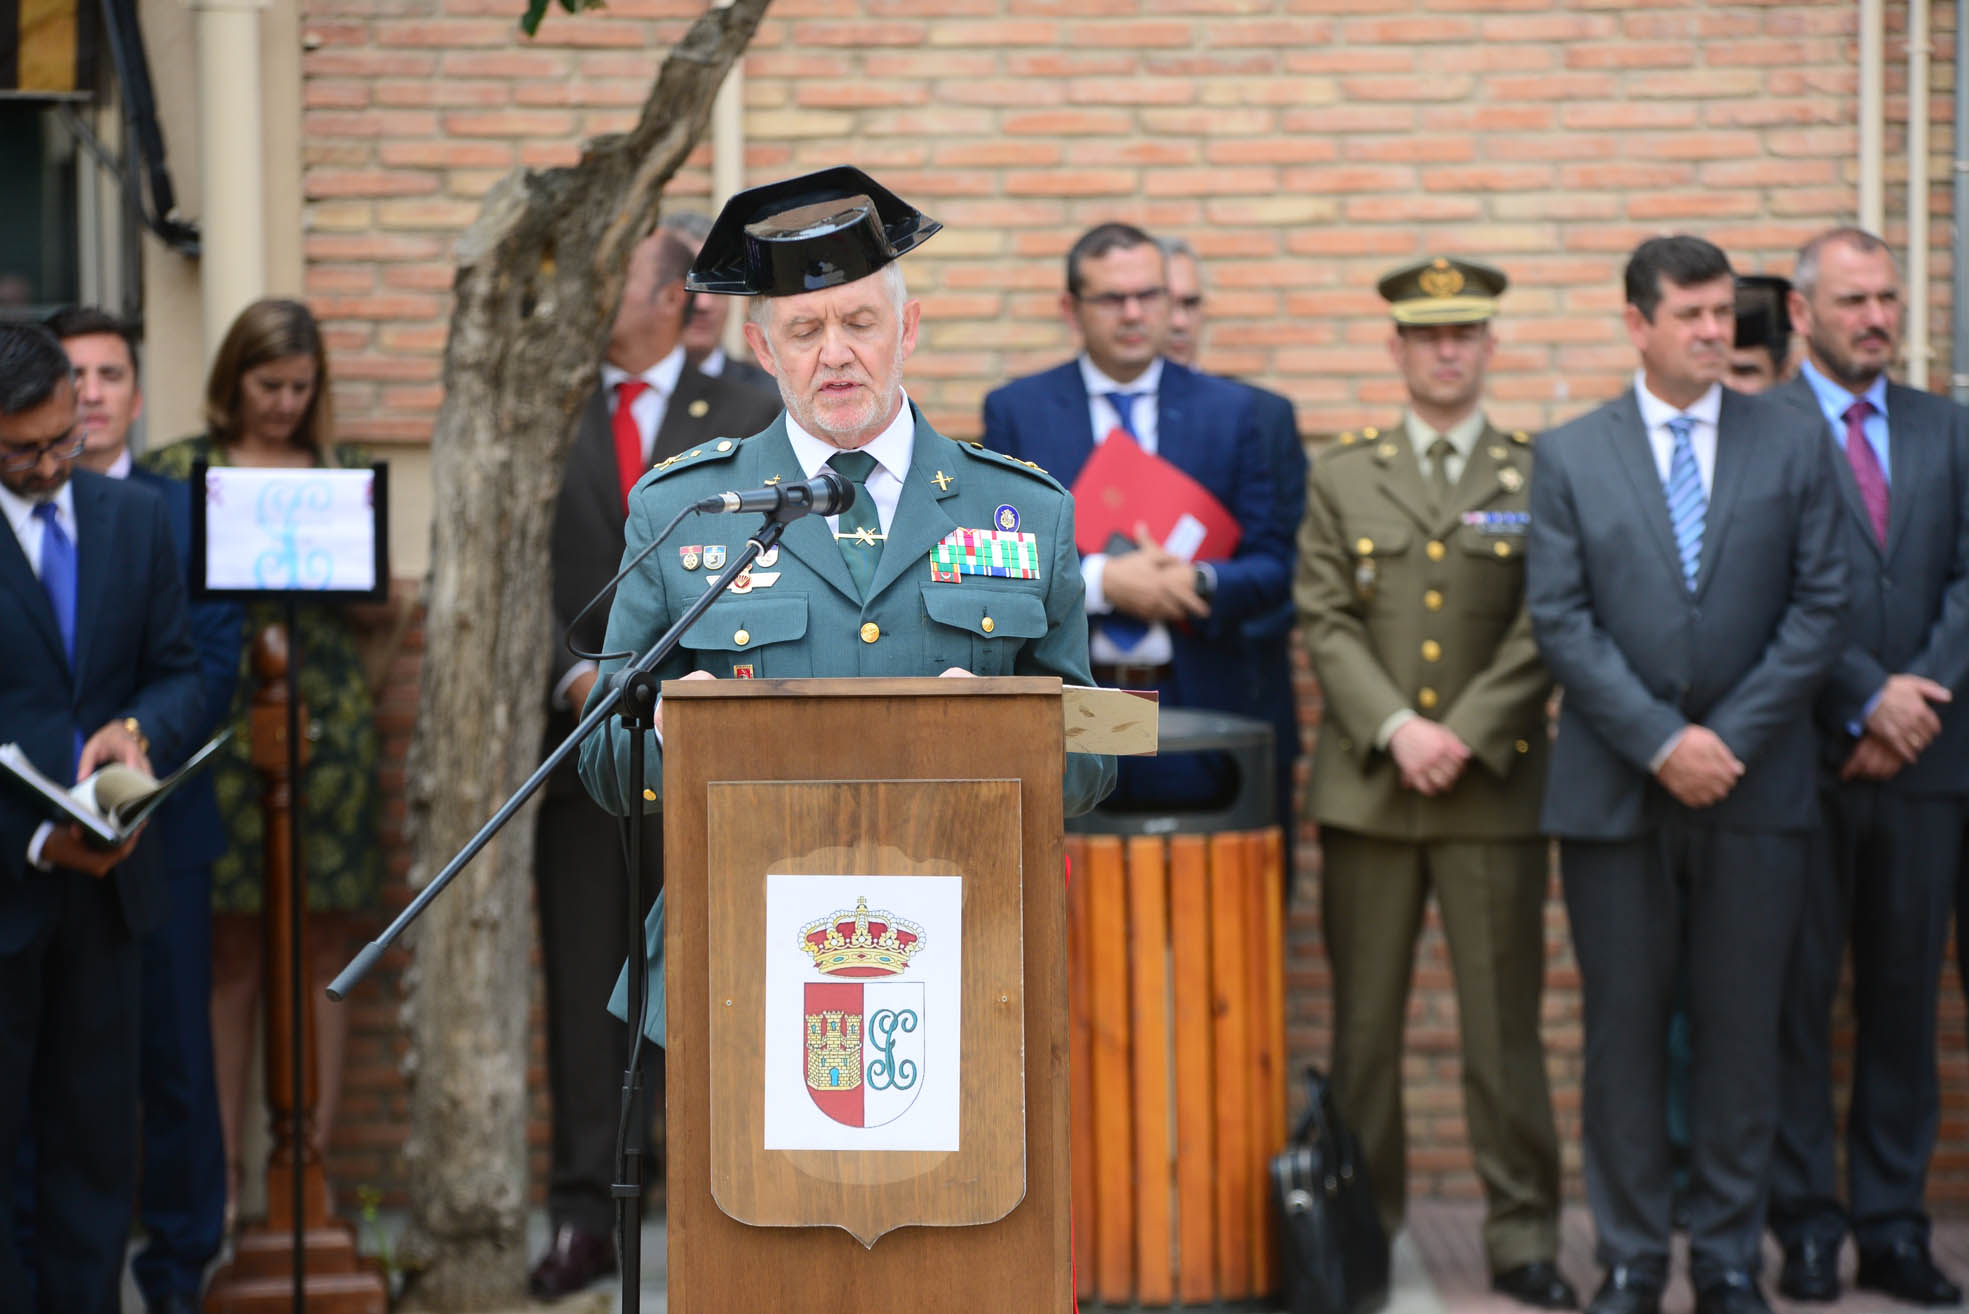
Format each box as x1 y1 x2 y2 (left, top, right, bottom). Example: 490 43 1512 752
685 166 942 297
1734 273 1794 351
1378 256 1508 326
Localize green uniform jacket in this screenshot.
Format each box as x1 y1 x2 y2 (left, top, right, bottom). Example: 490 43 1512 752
1294 421 1551 840
576 403 1117 818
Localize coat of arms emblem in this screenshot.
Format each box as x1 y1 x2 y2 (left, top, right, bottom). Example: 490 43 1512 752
799 896 927 1128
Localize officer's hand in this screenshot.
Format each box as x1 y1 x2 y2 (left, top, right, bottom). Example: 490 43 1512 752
43 823 140 878
1654 726 1744 808
76 719 150 782
1840 731 1904 781
1866 673 1951 763
1103 545 1208 622
653 669 716 737
1388 719 1470 796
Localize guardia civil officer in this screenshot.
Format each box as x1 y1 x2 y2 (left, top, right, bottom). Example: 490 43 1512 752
1295 258 1572 1310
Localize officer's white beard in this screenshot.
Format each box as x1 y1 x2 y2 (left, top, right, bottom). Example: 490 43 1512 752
768 325 908 450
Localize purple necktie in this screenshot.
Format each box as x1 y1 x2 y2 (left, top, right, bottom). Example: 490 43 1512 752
1844 398 1888 546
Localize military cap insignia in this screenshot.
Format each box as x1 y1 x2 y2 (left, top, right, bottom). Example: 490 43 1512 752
1418 259 1465 298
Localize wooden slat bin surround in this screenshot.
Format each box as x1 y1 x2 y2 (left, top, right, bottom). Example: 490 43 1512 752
1066 828 1288 1309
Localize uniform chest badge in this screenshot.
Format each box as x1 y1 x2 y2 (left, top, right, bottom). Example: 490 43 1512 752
994 504 1019 532
1460 510 1530 534
724 569 781 594
1497 467 1524 493
704 545 727 570
757 546 779 568
680 545 702 571
929 527 1041 581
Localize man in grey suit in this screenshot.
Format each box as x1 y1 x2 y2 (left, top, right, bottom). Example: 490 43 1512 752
1766 227 1969 1308
1527 235 1846 1314
527 224 779 1300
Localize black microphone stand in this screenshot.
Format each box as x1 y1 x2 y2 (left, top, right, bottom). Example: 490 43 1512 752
328 511 794 1314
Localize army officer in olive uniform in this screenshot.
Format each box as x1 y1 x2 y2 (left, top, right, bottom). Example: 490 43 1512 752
1295 258 1572 1310
578 169 1116 1040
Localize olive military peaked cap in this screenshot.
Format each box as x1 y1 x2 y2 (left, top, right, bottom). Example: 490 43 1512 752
685 166 943 297
1378 256 1509 326
1734 273 1793 352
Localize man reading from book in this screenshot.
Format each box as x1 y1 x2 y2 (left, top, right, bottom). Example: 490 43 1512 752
0 322 202 1313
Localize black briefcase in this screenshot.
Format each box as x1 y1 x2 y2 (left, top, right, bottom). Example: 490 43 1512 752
1270 1065 1390 1314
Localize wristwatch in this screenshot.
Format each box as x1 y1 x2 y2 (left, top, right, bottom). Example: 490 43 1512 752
122 717 150 755
1192 564 1216 600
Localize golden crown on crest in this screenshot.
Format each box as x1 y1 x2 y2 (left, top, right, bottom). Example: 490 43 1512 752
798 895 925 977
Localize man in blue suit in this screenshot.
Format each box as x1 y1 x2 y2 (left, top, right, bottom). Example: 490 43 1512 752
51 308 240 1314
982 223 1302 825
0 322 203 1313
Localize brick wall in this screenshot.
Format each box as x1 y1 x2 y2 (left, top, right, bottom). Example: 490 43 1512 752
303 0 1969 1210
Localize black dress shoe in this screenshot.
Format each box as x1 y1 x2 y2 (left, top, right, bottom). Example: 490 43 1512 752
1586 1266 1664 1314
1494 1261 1581 1310
528 1223 617 1302
1857 1240 1963 1307
1778 1238 1841 1302
1694 1272 1772 1314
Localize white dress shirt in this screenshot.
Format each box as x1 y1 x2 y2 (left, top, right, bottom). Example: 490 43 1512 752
1402 408 1487 489
1 479 80 867
784 391 915 536
601 346 689 465
1078 355 1174 665
1634 371 1721 497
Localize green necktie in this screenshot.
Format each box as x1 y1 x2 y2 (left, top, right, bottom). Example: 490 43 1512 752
829 449 884 599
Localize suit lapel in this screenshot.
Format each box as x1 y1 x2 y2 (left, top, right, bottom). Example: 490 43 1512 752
0 508 66 671
1695 393 1749 597
69 475 111 686
1606 392 1688 585
1883 384 1917 562
652 370 716 466
1777 375 1878 556
866 410 959 603
1050 365 1097 477
752 420 860 605
1366 427 1440 533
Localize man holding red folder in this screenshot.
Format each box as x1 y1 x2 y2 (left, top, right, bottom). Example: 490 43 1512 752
981 223 1302 823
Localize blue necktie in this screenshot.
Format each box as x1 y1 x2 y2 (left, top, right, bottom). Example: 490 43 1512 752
33 502 76 661
1663 416 1705 592
1106 391 1142 441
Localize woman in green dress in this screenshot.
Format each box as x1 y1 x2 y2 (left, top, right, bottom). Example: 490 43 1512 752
142 298 390 1213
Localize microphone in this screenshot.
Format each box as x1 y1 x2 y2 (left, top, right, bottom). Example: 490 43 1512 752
692 467 855 520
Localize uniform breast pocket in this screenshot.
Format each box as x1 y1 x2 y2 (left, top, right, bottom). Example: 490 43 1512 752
920 585 1049 676
680 596 810 678
1342 522 1412 607
1452 527 1526 615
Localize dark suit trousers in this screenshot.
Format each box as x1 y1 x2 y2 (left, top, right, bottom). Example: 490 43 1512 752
1772 784 1960 1251
534 784 662 1236
1561 819 1804 1282
132 860 227 1301
0 873 141 1314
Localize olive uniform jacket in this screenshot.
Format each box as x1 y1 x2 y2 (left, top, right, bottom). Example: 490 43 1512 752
577 403 1117 819
1294 420 1551 840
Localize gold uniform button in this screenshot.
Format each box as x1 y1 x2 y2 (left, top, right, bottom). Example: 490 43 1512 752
1355 536 1374 555
860 622 880 644
1424 589 1444 611
1421 639 1442 662
715 439 732 452
1514 739 1531 754
1493 540 1512 558
1426 540 1446 562
733 629 750 646
981 617 995 634
1417 687 1439 710
642 788 657 802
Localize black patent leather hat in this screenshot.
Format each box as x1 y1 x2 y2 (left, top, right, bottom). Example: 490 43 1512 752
1734 273 1793 351
685 166 942 296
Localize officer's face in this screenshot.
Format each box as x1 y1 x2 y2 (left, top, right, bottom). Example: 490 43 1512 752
745 273 921 450
1792 239 1902 390
1389 322 1492 413
1065 243 1169 382
1163 252 1204 367
1626 274 1735 400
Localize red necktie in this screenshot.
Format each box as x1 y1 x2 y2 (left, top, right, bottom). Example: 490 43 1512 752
1844 398 1888 546
612 378 650 517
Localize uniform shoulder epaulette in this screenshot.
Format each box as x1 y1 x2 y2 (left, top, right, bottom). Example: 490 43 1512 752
646 434 748 480
1327 430 1377 456
961 439 1066 490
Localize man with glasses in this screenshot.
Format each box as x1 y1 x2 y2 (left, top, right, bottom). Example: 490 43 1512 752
983 223 1299 816
0 321 202 1313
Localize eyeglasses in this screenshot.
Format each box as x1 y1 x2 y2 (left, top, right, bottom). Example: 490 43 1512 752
1077 287 1169 312
0 430 85 473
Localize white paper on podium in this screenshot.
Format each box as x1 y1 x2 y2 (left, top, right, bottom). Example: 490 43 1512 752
761 873 963 1152
202 466 378 593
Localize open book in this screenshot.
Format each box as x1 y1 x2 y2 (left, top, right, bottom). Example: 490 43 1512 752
0 730 233 848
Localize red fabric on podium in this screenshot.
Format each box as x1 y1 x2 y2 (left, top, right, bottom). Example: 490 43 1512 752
1067 428 1241 561
612 378 649 516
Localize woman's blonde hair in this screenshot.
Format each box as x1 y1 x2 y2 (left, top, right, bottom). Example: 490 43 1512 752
203 298 334 456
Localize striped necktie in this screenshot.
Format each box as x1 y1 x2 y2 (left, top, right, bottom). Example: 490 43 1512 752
1663 415 1705 592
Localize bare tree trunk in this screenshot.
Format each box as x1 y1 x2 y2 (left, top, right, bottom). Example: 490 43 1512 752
391 4 769 1306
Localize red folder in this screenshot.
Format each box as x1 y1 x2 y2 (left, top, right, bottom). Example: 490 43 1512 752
1068 429 1242 561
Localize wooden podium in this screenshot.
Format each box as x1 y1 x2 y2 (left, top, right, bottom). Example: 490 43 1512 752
661 676 1075 1313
